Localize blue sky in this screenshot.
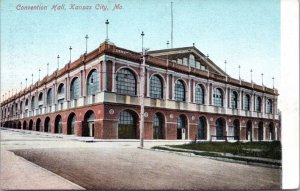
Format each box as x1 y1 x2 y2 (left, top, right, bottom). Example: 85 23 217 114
1 0 280 98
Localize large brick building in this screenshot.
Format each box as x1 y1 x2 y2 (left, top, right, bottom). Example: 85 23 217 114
0 41 280 141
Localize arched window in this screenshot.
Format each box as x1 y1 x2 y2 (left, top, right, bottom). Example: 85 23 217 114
175 80 185 101
25 99 28 106
116 68 137 95
256 96 262 112
47 88 53 105
38 93 43 101
258 122 264 141
231 91 238 109
150 75 163 99
244 94 250 111
213 88 223 107
266 99 273 114
70 78 80 100
58 84 64 95
57 84 65 104
195 84 204 104
31 96 35 110
87 70 99 96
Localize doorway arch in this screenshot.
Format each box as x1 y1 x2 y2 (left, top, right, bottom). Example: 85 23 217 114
233 119 240 140
198 116 207 140
118 110 138 139
44 117 51 132
67 113 76 135
83 110 95 137
177 114 188 140
36 118 41 131
246 120 252 141
153 112 164 139
54 115 62 134
215 118 225 140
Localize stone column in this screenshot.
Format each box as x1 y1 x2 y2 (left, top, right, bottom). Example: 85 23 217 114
62 122 68 135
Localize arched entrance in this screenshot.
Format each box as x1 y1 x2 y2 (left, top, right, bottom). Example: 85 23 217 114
198 116 207 140
29 120 33 130
18 121 21 129
153 113 164 139
246 120 252 141
36 118 41 131
177 114 187 140
44 117 51 132
233 119 240 140
118 110 138 139
216 118 225 140
83 110 95 137
269 122 275 140
67 113 76 135
54 115 62 134
258 121 264 141
23 121 27 130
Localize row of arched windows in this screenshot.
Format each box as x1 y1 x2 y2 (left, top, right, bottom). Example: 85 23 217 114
1 68 274 116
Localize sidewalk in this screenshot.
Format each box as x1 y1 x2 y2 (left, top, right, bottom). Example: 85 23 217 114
0 149 85 190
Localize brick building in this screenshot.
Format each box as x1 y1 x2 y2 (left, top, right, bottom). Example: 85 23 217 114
0 41 280 141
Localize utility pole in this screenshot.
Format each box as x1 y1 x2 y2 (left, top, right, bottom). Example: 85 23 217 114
140 31 145 148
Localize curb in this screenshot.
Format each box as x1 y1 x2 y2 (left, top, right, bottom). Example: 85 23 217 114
143 147 281 169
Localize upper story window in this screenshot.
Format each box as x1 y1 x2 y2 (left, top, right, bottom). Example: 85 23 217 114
150 75 163 99
31 96 35 110
70 77 80 100
58 83 64 95
116 68 137 96
266 99 273 114
256 96 262 112
20 101 23 112
47 88 53 105
87 70 99 96
244 94 250 111
183 58 188 66
189 54 195 67
195 84 204 104
175 80 186 101
213 88 223 107
25 99 28 108
231 91 238 109
38 93 43 102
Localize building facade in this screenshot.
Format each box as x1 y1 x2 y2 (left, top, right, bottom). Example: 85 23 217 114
0 41 280 141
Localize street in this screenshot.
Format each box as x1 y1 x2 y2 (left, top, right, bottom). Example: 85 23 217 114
0 128 281 189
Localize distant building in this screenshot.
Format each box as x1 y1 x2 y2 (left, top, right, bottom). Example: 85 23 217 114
0 41 280 141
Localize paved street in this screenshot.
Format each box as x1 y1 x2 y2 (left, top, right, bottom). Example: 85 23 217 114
0 128 281 189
